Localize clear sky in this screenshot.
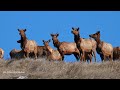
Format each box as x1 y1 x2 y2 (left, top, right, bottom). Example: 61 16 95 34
0 11 120 62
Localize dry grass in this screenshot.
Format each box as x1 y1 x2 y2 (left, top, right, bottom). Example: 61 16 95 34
0 58 120 79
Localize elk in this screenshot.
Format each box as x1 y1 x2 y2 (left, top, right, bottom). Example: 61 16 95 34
10 46 47 59
0 48 4 59
71 27 96 63
17 29 38 59
113 46 120 60
9 49 25 59
50 33 80 61
42 39 62 61
89 31 113 62
17 39 47 58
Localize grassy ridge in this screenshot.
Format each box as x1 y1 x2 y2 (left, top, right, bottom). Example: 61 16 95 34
0 58 120 79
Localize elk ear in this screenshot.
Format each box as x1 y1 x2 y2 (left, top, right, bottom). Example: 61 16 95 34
77 27 79 31
56 33 59 37
18 29 20 31
97 31 100 34
89 35 91 37
24 29 26 32
42 40 45 43
50 34 53 36
17 40 21 43
72 27 74 30
48 39 51 42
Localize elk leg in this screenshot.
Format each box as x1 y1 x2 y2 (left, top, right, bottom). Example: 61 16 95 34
59 51 64 61
79 50 83 62
34 53 37 60
90 58 92 63
34 47 37 60
23 51 27 58
103 55 106 62
89 55 92 63
34 51 37 60
73 53 79 61
110 54 113 61
82 51 85 62
24 54 26 58
93 51 96 62
26 52 29 58
100 54 104 63
46 55 49 61
75 49 80 61
80 53 83 62
62 56 64 61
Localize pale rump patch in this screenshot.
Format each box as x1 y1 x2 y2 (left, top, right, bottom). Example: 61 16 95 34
50 50 61 60
53 50 61 57
102 42 113 55
25 40 37 52
0 48 4 59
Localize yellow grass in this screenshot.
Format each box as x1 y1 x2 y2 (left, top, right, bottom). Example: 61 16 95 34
0 58 120 79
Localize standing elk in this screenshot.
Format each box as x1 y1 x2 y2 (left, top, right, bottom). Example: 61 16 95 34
10 46 47 59
17 39 47 59
0 48 4 59
89 31 113 62
50 33 80 61
71 27 96 63
17 29 38 59
113 46 120 60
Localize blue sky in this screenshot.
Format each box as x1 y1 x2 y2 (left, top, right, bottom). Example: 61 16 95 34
0 11 120 62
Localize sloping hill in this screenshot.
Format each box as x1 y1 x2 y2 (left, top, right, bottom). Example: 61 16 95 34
0 58 120 79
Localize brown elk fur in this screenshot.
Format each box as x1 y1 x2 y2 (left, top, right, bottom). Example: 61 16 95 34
10 46 47 59
84 51 93 63
89 31 113 62
17 39 47 59
17 29 38 59
26 46 48 58
37 46 47 58
0 48 4 59
9 49 25 59
50 33 80 61
43 39 62 61
113 47 120 60
71 27 96 63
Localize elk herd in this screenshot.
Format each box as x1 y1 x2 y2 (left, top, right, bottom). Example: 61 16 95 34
0 28 120 63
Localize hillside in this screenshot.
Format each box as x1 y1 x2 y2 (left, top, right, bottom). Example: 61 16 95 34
0 58 120 79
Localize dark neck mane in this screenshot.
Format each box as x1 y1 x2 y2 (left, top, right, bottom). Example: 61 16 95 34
20 34 28 49
53 38 61 49
94 37 103 55
95 37 101 46
74 33 80 43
